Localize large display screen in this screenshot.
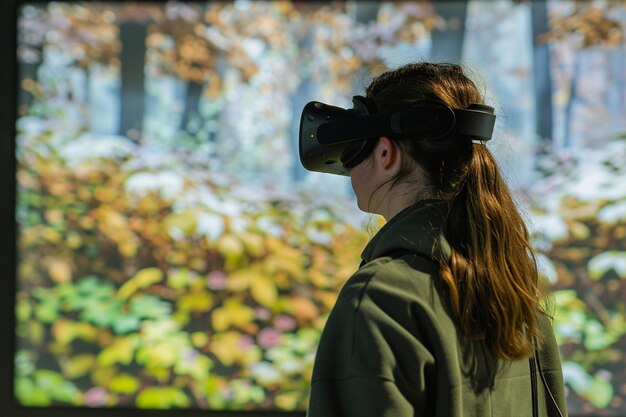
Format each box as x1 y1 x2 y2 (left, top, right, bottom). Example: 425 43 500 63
5 1 626 416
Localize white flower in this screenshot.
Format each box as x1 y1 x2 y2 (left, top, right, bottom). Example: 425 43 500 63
598 200 626 224
59 133 136 166
249 362 282 384
588 251 626 280
529 212 568 242
196 213 225 242
125 171 184 200
277 358 302 374
256 217 283 237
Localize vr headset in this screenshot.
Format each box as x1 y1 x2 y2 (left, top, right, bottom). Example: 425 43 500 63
299 95 496 176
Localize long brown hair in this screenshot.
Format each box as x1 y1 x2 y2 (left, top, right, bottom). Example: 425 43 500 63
366 62 546 360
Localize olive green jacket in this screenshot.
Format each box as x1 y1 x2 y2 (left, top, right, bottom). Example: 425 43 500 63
307 200 567 417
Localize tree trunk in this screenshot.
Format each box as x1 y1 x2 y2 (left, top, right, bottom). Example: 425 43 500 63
119 21 147 142
290 63 313 183
354 1 379 23
607 46 625 136
17 62 38 116
563 54 580 149
181 80 204 132
531 0 554 149
430 1 468 64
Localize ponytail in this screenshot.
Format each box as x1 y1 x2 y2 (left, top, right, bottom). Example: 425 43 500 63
367 62 547 360
439 144 545 360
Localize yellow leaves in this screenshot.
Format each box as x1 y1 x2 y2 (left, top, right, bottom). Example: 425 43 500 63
94 186 120 203
145 366 170 383
16 295 32 321
289 297 320 323
96 207 140 257
98 335 138 366
136 386 191 409
307 269 335 289
240 232 266 257
211 299 255 332
42 227 62 243
52 319 97 345
209 332 239 367
99 208 128 230
26 320 45 346
91 365 116 388
61 354 96 379
137 342 178 368
569 220 591 240
118 267 164 300
122 327 187 375
266 237 302 260
45 257 73 284
177 289 213 313
226 265 268 291
191 332 209 349
65 231 83 249
204 69 222 99
224 269 251 292
46 177 72 196
263 237 306 281
314 290 341 310
167 268 194 290
44 208 64 225
175 352 213 382
109 373 140 395
164 212 197 237
275 390 302 411
250 273 278 308
78 215 95 230
217 234 244 270
223 265 278 308
209 331 261 367
264 254 304 283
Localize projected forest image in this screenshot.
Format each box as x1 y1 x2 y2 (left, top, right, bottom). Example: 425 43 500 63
14 1 626 414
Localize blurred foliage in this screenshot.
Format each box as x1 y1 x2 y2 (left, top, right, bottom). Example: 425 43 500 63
18 1 441 96
539 1 624 48
15 120 370 410
14 0 626 414
530 137 626 412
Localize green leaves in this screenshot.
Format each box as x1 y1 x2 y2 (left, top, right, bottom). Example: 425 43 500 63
15 370 81 406
562 362 614 408
553 290 626 351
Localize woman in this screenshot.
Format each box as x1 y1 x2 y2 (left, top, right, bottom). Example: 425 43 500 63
306 63 567 417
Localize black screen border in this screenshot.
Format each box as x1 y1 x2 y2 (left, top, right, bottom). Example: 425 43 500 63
0 1 616 416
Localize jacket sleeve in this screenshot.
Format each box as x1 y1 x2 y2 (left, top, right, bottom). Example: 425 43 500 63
307 260 437 417
307 377 415 417
537 314 569 417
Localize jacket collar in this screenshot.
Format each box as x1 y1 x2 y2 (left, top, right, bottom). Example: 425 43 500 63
360 199 451 264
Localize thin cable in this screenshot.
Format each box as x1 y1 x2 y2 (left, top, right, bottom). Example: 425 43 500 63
534 348 566 417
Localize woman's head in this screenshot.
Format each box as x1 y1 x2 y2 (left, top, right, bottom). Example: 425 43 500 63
355 62 547 361
358 63 485 206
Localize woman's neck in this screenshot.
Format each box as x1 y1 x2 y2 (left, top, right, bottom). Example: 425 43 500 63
379 183 436 221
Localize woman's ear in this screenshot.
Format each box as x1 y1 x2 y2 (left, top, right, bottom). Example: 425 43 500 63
375 136 399 172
